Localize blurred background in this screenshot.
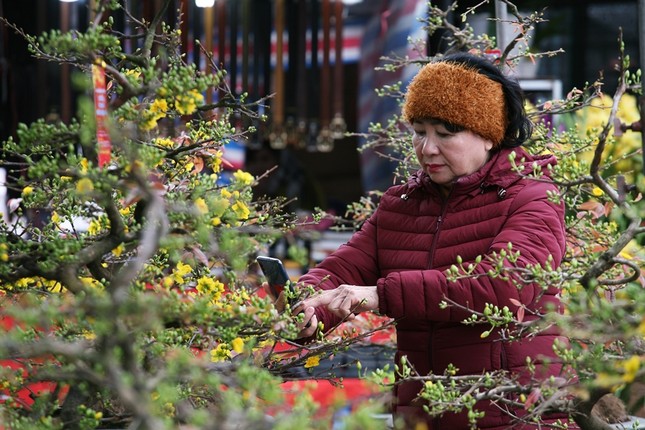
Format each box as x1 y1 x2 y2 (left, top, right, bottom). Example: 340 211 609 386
0 0 640 215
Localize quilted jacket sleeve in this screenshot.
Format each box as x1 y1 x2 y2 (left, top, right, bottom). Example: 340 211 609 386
377 180 566 323
298 212 383 331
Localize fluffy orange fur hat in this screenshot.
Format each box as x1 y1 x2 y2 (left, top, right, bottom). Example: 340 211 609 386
402 61 507 147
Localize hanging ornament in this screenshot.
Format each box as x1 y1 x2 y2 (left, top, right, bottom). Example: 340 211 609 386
204 3 215 105
294 0 308 149
330 0 346 140
229 0 239 95
296 120 308 149
307 121 319 152
316 126 334 152
317 0 333 151
217 0 227 104
285 116 305 149
285 117 299 147
269 125 288 149
270 0 286 149
330 113 347 140
241 0 250 94
239 0 261 149
307 0 320 153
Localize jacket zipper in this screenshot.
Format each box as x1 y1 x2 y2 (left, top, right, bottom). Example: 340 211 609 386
500 342 508 370
431 324 439 429
429 192 450 430
427 198 449 269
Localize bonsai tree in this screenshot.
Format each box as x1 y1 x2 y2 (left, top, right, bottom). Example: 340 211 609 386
0 1 390 429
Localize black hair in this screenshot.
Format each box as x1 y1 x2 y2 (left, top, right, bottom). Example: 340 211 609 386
439 52 533 148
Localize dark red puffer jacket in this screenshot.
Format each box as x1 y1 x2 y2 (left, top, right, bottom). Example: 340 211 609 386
299 147 572 429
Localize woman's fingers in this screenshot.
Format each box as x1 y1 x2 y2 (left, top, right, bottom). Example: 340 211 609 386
336 294 356 319
293 290 330 312
298 308 317 338
264 283 318 338
296 286 364 319
262 281 287 312
261 281 273 299
290 285 379 339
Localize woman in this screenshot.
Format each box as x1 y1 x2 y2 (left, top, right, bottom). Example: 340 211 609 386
292 53 572 429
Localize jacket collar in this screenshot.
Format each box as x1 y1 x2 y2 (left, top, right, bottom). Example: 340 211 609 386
406 147 558 197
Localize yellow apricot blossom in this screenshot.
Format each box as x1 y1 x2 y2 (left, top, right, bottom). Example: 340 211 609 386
154 137 175 149
576 93 642 176
169 262 193 285
618 239 644 261
112 244 125 257
225 289 250 305
621 356 642 383
196 276 224 301
231 337 244 354
179 160 195 175
210 344 231 362
14 278 33 289
176 262 192 276
304 355 320 368
45 280 65 293
233 170 254 186
76 178 94 195
231 201 250 220
0 244 8 262
162 277 174 288
119 206 132 216
211 197 230 217
175 90 204 116
87 219 104 236
194 198 209 215
81 277 103 289
594 371 621 390
210 151 223 173
22 186 33 196
163 403 175 417
139 114 158 131
127 160 146 174
123 69 141 79
81 330 96 340
50 211 61 225
149 98 168 117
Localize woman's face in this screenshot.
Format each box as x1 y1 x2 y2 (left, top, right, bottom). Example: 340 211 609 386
412 119 494 189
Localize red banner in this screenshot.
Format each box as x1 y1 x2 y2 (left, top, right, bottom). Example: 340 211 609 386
92 64 111 168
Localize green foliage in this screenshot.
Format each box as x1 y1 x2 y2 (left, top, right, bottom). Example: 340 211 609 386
0 1 361 429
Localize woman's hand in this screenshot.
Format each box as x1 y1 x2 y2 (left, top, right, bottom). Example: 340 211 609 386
261 281 288 312
264 283 379 339
294 284 379 325
262 281 318 338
